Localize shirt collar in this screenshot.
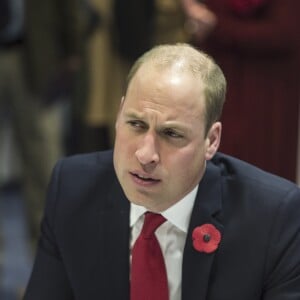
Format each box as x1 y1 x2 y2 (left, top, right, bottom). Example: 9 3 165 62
130 185 198 233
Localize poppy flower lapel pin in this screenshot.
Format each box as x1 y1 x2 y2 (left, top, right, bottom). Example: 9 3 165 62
192 224 221 254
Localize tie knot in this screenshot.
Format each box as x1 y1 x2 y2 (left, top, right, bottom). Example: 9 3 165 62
141 212 166 238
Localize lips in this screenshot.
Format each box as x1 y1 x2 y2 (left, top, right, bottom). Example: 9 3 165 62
130 172 161 184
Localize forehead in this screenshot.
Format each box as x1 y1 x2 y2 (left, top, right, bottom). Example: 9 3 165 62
126 63 205 111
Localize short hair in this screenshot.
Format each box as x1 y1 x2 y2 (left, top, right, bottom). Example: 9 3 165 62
125 43 227 135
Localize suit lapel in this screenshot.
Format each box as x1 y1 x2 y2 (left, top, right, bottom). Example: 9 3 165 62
182 162 224 300
97 177 131 300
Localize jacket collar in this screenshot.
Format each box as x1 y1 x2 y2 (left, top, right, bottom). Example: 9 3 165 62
182 160 224 300
97 176 130 299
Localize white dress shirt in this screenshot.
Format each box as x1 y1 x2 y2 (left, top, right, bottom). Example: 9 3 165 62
130 185 198 300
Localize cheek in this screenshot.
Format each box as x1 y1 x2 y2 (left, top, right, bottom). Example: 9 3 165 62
115 125 129 146
115 129 136 158
172 146 206 177
166 146 201 171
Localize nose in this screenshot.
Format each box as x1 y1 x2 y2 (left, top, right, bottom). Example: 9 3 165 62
135 133 160 166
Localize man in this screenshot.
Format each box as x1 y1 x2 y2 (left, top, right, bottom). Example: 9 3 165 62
24 44 300 299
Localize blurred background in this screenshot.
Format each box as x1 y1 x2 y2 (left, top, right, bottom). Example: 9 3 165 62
1 0 300 299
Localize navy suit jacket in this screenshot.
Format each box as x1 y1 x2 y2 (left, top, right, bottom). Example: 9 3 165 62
24 151 300 299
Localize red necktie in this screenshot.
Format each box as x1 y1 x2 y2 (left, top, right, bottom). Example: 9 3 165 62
130 212 169 300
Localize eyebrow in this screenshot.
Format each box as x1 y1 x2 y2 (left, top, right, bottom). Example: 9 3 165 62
124 110 145 119
124 110 191 132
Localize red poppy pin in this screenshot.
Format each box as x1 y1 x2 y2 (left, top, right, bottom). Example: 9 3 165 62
192 224 221 254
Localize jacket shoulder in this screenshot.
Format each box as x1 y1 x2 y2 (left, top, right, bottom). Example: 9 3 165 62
52 150 115 182
211 152 299 195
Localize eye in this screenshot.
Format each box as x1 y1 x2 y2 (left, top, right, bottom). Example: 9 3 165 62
127 120 147 130
163 128 183 139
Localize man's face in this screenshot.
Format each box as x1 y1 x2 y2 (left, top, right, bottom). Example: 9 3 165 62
113 64 221 212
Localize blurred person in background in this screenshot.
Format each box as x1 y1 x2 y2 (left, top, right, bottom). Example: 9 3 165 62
181 0 300 182
0 0 84 247
67 0 115 154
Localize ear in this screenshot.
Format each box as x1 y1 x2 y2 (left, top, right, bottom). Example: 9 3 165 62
119 96 125 112
205 122 222 160
115 96 125 128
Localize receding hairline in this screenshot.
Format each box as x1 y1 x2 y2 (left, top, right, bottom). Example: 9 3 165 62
126 43 217 91
124 43 227 136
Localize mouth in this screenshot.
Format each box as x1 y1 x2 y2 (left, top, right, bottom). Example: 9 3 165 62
130 172 161 185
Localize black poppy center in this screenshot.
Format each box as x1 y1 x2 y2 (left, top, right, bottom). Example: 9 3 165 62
203 234 211 242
